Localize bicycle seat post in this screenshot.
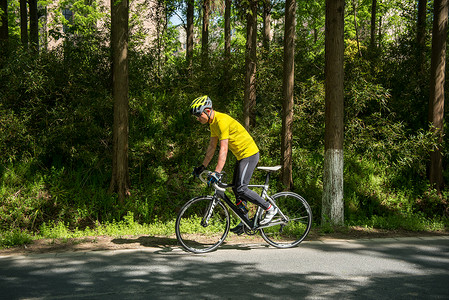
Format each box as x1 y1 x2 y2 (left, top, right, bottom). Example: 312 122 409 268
257 166 281 190
264 172 271 188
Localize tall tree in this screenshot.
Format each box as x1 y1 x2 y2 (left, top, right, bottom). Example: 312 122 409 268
224 0 231 59
370 0 376 50
262 0 272 52
351 0 361 56
428 0 448 193
202 0 210 66
110 0 130 203
29 0 39 52
243 0 257 129
417 0 427 74
377 0 382 46
154 1 166 77
322 0 345 226
186 0 194 71
281 0 295 190
20 0 28 47
0 0 8 43
223 0 231 93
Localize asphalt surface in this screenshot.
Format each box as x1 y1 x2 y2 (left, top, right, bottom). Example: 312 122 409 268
1 236 449 299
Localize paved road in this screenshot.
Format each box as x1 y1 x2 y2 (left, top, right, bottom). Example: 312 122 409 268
1 236 448 299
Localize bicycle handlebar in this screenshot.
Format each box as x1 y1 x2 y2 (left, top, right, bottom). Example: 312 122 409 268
198 170 231 192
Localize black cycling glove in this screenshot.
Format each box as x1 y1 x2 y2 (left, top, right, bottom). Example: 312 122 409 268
192 165 206 177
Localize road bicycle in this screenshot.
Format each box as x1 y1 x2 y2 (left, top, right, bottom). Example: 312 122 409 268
175 166 313 253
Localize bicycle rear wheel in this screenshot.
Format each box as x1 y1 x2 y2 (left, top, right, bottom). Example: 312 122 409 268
260 192 312 248
175 196 230 253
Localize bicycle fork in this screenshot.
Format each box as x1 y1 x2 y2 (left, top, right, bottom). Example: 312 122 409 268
201 196 219 227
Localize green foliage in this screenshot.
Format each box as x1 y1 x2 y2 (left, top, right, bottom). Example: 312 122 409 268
37 211 175 240
0 7 4 28
348 214 449 232
0 229 33 248
48 0 107 39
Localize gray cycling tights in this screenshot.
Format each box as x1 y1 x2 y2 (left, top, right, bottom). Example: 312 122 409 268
232 152 271 211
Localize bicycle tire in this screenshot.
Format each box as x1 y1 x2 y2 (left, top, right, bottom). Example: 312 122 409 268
175 196 230 253
259 192 312 248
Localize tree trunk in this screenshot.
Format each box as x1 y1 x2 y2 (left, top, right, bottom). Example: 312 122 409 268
223 0 231 93
0 0 8 43
186 0 194 71
378 7 382 46
243 0 257 130
417 0 427 48
20 0 28 47
417 0 427 74
110 0 130 203
224 0 231 60
281 0 295 190
428 0 448 193
202 0 210 67
322 0 345 226
29 0 39 52
154 2 165 78
352 0 361 57
263 0 272 53
370 0 376 50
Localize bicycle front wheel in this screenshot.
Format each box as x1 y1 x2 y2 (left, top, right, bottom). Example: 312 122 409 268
175 196 230 253
260 192 312 248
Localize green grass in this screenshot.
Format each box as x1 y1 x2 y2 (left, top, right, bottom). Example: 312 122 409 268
37 212 175 239
348 213 449 232
0 212 176 249
0 229 34 249
1 210 448 250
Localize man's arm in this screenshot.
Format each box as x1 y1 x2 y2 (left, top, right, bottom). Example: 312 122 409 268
202 136 218 167
215 139 228 173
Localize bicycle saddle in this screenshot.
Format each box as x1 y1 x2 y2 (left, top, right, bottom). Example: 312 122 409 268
257 166 281 172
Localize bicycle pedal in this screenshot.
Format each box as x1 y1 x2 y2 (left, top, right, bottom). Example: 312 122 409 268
231 227 245 235
235 230 244 236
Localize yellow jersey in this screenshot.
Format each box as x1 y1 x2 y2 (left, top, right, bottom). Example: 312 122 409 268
210 111 259 160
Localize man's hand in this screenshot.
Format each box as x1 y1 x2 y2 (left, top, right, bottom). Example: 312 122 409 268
192 165 206 177
207 171 222 186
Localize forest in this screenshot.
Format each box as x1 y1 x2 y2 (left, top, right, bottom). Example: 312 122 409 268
0 0 448 246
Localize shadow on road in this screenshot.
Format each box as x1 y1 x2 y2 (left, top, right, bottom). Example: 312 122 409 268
0 237 448 299
111 235 270 252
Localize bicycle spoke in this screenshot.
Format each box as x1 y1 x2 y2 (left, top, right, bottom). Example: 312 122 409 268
175 196 230 253
288 216 310 221
260 192 312 248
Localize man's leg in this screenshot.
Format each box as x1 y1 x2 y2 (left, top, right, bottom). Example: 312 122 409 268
230 161 248 235
233 153 278 226
233 153 270 210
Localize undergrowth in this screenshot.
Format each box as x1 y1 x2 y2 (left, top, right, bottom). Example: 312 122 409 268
1 15 449 249
1 211 448 250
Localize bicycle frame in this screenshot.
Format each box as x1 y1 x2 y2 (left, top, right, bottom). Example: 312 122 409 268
201 170 288 231
213 190 258 230
177 166 312 253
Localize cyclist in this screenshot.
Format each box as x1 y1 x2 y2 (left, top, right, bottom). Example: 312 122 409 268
190 95 278 234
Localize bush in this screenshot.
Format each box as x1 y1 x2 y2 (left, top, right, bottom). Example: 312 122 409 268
0 229 33 248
